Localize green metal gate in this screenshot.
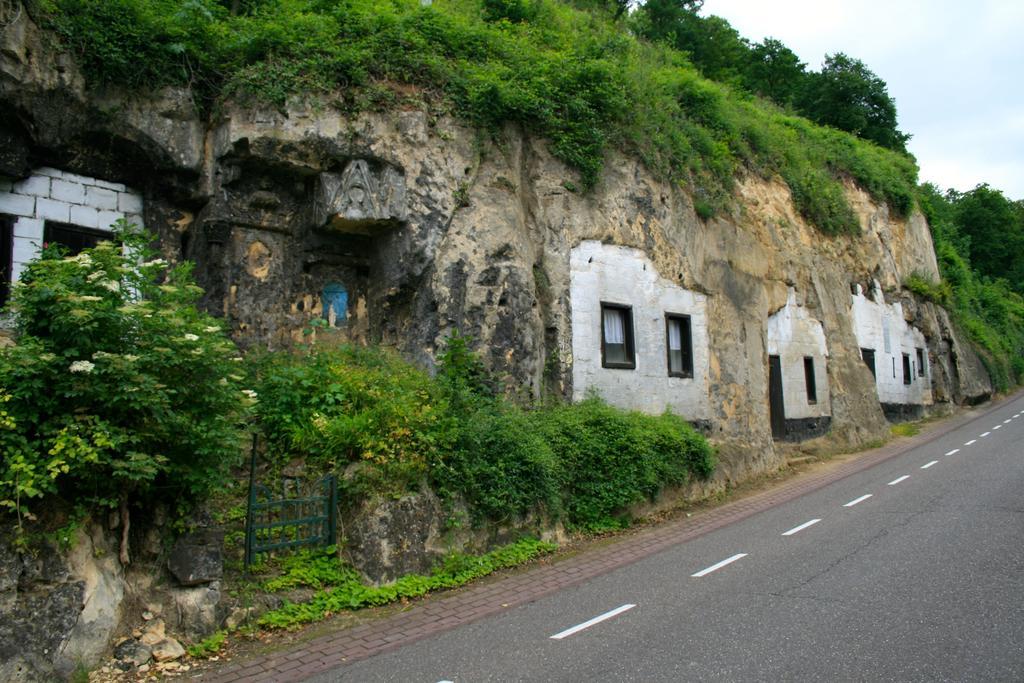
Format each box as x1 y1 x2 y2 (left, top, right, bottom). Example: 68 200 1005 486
244 438 338 569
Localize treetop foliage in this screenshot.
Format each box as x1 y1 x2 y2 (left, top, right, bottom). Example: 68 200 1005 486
632 1 910 152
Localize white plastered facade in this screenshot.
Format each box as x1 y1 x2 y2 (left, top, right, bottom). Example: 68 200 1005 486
766 288 831 420
851 282 932 406
570 240 710 419
1 167 144 284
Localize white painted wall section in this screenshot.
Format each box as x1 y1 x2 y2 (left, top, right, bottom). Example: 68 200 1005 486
851 282 932 406
1 168 144 284
766 288 831 419
570 240 710 419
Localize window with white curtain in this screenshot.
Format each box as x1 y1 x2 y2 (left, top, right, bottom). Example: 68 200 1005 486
665 313 693 377
601 302 635 369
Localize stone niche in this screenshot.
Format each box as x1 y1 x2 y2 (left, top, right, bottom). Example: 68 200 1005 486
314 159 407 234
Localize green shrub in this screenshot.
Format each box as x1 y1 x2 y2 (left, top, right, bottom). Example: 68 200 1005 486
252 345 454 494
253 337 716 529
0 224 247 530
434 405 561 523
903 271 952 306
532 397 715 530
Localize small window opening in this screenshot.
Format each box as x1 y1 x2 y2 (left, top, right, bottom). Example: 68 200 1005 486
861 348 876 379
44 221 114 256
601 302 635 369
666 314 693 378
902 353 912 385
916 348 926 377
804 356 817 404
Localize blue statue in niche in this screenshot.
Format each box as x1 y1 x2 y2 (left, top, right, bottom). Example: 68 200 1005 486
322 283 348 327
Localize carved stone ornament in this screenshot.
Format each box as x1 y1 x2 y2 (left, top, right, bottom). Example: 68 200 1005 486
315 159 407 234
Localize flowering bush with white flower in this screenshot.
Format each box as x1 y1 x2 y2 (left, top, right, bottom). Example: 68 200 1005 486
0 221 248 540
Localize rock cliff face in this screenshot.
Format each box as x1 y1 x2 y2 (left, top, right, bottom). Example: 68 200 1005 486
0 11 992 486
0 11 996 676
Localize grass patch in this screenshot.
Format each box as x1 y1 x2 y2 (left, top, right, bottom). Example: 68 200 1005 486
890 423 921 438
256 538 556 630
187 630 228 659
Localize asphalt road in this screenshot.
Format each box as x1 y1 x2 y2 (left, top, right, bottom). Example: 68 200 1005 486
312 397 1024 682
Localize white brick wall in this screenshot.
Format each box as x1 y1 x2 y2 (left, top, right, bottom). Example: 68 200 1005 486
570 241 711 420
851 282 932 406
767 289 831 420
2 168 145 289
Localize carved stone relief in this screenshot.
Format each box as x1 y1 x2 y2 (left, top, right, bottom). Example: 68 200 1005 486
315 159 407 233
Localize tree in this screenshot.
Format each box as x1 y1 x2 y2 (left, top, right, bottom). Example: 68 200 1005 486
635 1 749 85
0 224 248 553
953 184 1024 291
799 52 909 152
745 37 807 107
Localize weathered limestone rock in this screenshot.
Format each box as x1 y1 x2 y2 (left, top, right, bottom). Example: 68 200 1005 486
168 581 221 641
0 654 58 683
345 490 448 585
56 524 126 675
139 618 166 646
167 528 223 586
150 638 186 662
113 639 152 668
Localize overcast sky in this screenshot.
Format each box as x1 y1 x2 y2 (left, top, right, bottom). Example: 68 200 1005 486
699 0 1024 200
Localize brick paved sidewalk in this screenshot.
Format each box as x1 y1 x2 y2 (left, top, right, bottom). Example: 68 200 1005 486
202 393 1020 683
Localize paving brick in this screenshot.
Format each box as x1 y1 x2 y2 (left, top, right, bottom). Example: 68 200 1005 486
118 191 143 214
36 197 70 222
59 170 102 187
0 191 34 216
69 204 100 228
97 209 123 231
85 185 118 210
51 178 86 203
13 174 50 197
12 236 39 263
13 217 43 240
87 177 127 192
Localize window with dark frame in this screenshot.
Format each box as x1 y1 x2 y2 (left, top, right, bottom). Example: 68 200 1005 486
0 215 12 309
861 348 876 379
601 302 635 369
902 353 912 385
665 313 693 378
803 356 817 404
916 348 926 377
43 221 114 256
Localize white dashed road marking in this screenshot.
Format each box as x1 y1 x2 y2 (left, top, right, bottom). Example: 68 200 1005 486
945 449 960 456
921 461 938 469
965 440 977 446
888 475 910 486
844 494 873 507
692 554 748 578
981 432 991 438
550 604 636 640
782 519 821 536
